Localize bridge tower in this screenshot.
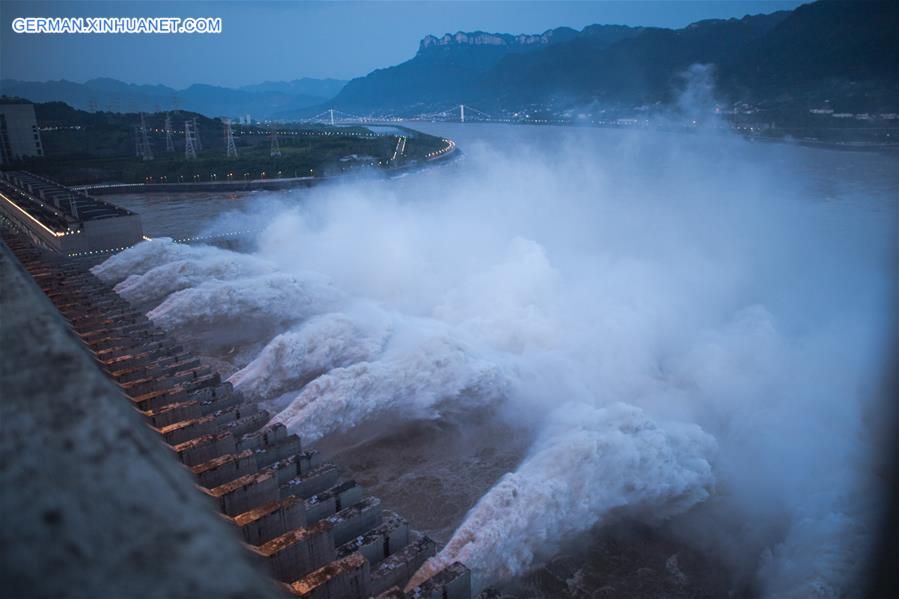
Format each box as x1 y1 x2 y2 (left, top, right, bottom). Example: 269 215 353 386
164 113 175 152
269 124 281 158
224 119 238 158
460 104 465 123
184 120 198 160
329 108 335 126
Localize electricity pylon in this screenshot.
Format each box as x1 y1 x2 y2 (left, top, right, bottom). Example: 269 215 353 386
224 119 238 158
184 119 198 160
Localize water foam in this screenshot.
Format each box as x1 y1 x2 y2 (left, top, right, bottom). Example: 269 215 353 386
229 306 392 401
92 115 894 596
114 249 275 307
145 270 341 331
270 321 507 442
408 402 716 590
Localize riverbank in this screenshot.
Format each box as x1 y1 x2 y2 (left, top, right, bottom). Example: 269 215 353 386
75 137 459 195
402 119 899 154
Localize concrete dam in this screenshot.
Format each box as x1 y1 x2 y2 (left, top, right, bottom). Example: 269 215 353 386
0 220 475 597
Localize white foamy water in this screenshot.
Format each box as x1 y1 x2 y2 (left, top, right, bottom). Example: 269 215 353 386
113 246 276 307
229 307 392 402
95 105 896 596
407 402 716 590
269 321 507 442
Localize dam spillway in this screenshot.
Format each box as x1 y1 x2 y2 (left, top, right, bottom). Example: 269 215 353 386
0 224 473 599
0 171 144 256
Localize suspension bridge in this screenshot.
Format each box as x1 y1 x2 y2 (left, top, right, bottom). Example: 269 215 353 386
299 104 505 126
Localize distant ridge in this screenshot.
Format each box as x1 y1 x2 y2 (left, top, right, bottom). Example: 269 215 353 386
418 28 580 51
322 0 897 116
0 77 348 119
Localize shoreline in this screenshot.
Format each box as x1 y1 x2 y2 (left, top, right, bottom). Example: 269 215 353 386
72 139 460 195
400 118 899 154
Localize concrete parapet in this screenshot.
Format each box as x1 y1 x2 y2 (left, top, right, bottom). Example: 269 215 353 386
233 495 308 546
221 409 270 437
173 432 236 466
306 481 364 524
1 226 471 599
288 552 371 599
142 399 202 428
337 510 410 567
270 450 326 486
281 464 340 500
254 434 304 467
407 562 471 599
252 520 336 582
192 449 258 488
158 414 216 445
369 534 437 596
206 470 280 516
325 496 383 547
0 235 278 598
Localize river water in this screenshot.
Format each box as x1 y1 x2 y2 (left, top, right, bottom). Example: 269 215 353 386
100 122 897 597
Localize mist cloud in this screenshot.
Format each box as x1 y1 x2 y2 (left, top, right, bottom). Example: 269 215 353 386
94 74 895 596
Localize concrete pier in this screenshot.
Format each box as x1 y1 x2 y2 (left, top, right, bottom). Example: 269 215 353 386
0 225 473 598
0 170 143 255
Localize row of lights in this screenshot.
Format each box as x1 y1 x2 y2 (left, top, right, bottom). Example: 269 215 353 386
425 138 456 159
67 244 133 258
0 191 72 238
172 229 258 243
140 169 313 183
66 233 150 258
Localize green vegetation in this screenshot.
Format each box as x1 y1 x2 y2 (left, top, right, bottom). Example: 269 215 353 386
3 99 449 185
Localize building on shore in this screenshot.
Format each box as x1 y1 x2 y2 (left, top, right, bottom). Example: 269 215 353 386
0 104 44 164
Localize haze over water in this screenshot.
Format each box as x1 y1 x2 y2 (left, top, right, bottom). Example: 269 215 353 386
99 119 897 597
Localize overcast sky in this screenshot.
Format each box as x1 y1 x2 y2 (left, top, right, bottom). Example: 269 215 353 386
2 1 805 88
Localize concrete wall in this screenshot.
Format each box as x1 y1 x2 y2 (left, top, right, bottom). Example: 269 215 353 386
0 104 43 163
0 240 281 598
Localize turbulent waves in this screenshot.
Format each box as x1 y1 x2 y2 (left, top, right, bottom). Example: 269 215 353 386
408 402 716 590
93 110 894 598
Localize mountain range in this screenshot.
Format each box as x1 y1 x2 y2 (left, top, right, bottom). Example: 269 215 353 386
0 77 347 119
3 1 896 121
323 0 897 117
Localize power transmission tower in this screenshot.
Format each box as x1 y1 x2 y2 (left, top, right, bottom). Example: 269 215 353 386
137 113 154 161
224 119 238 158
184 119 198 160
164 113 175 152
269 123 281 158
88 98 98 112
192 117 203 151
